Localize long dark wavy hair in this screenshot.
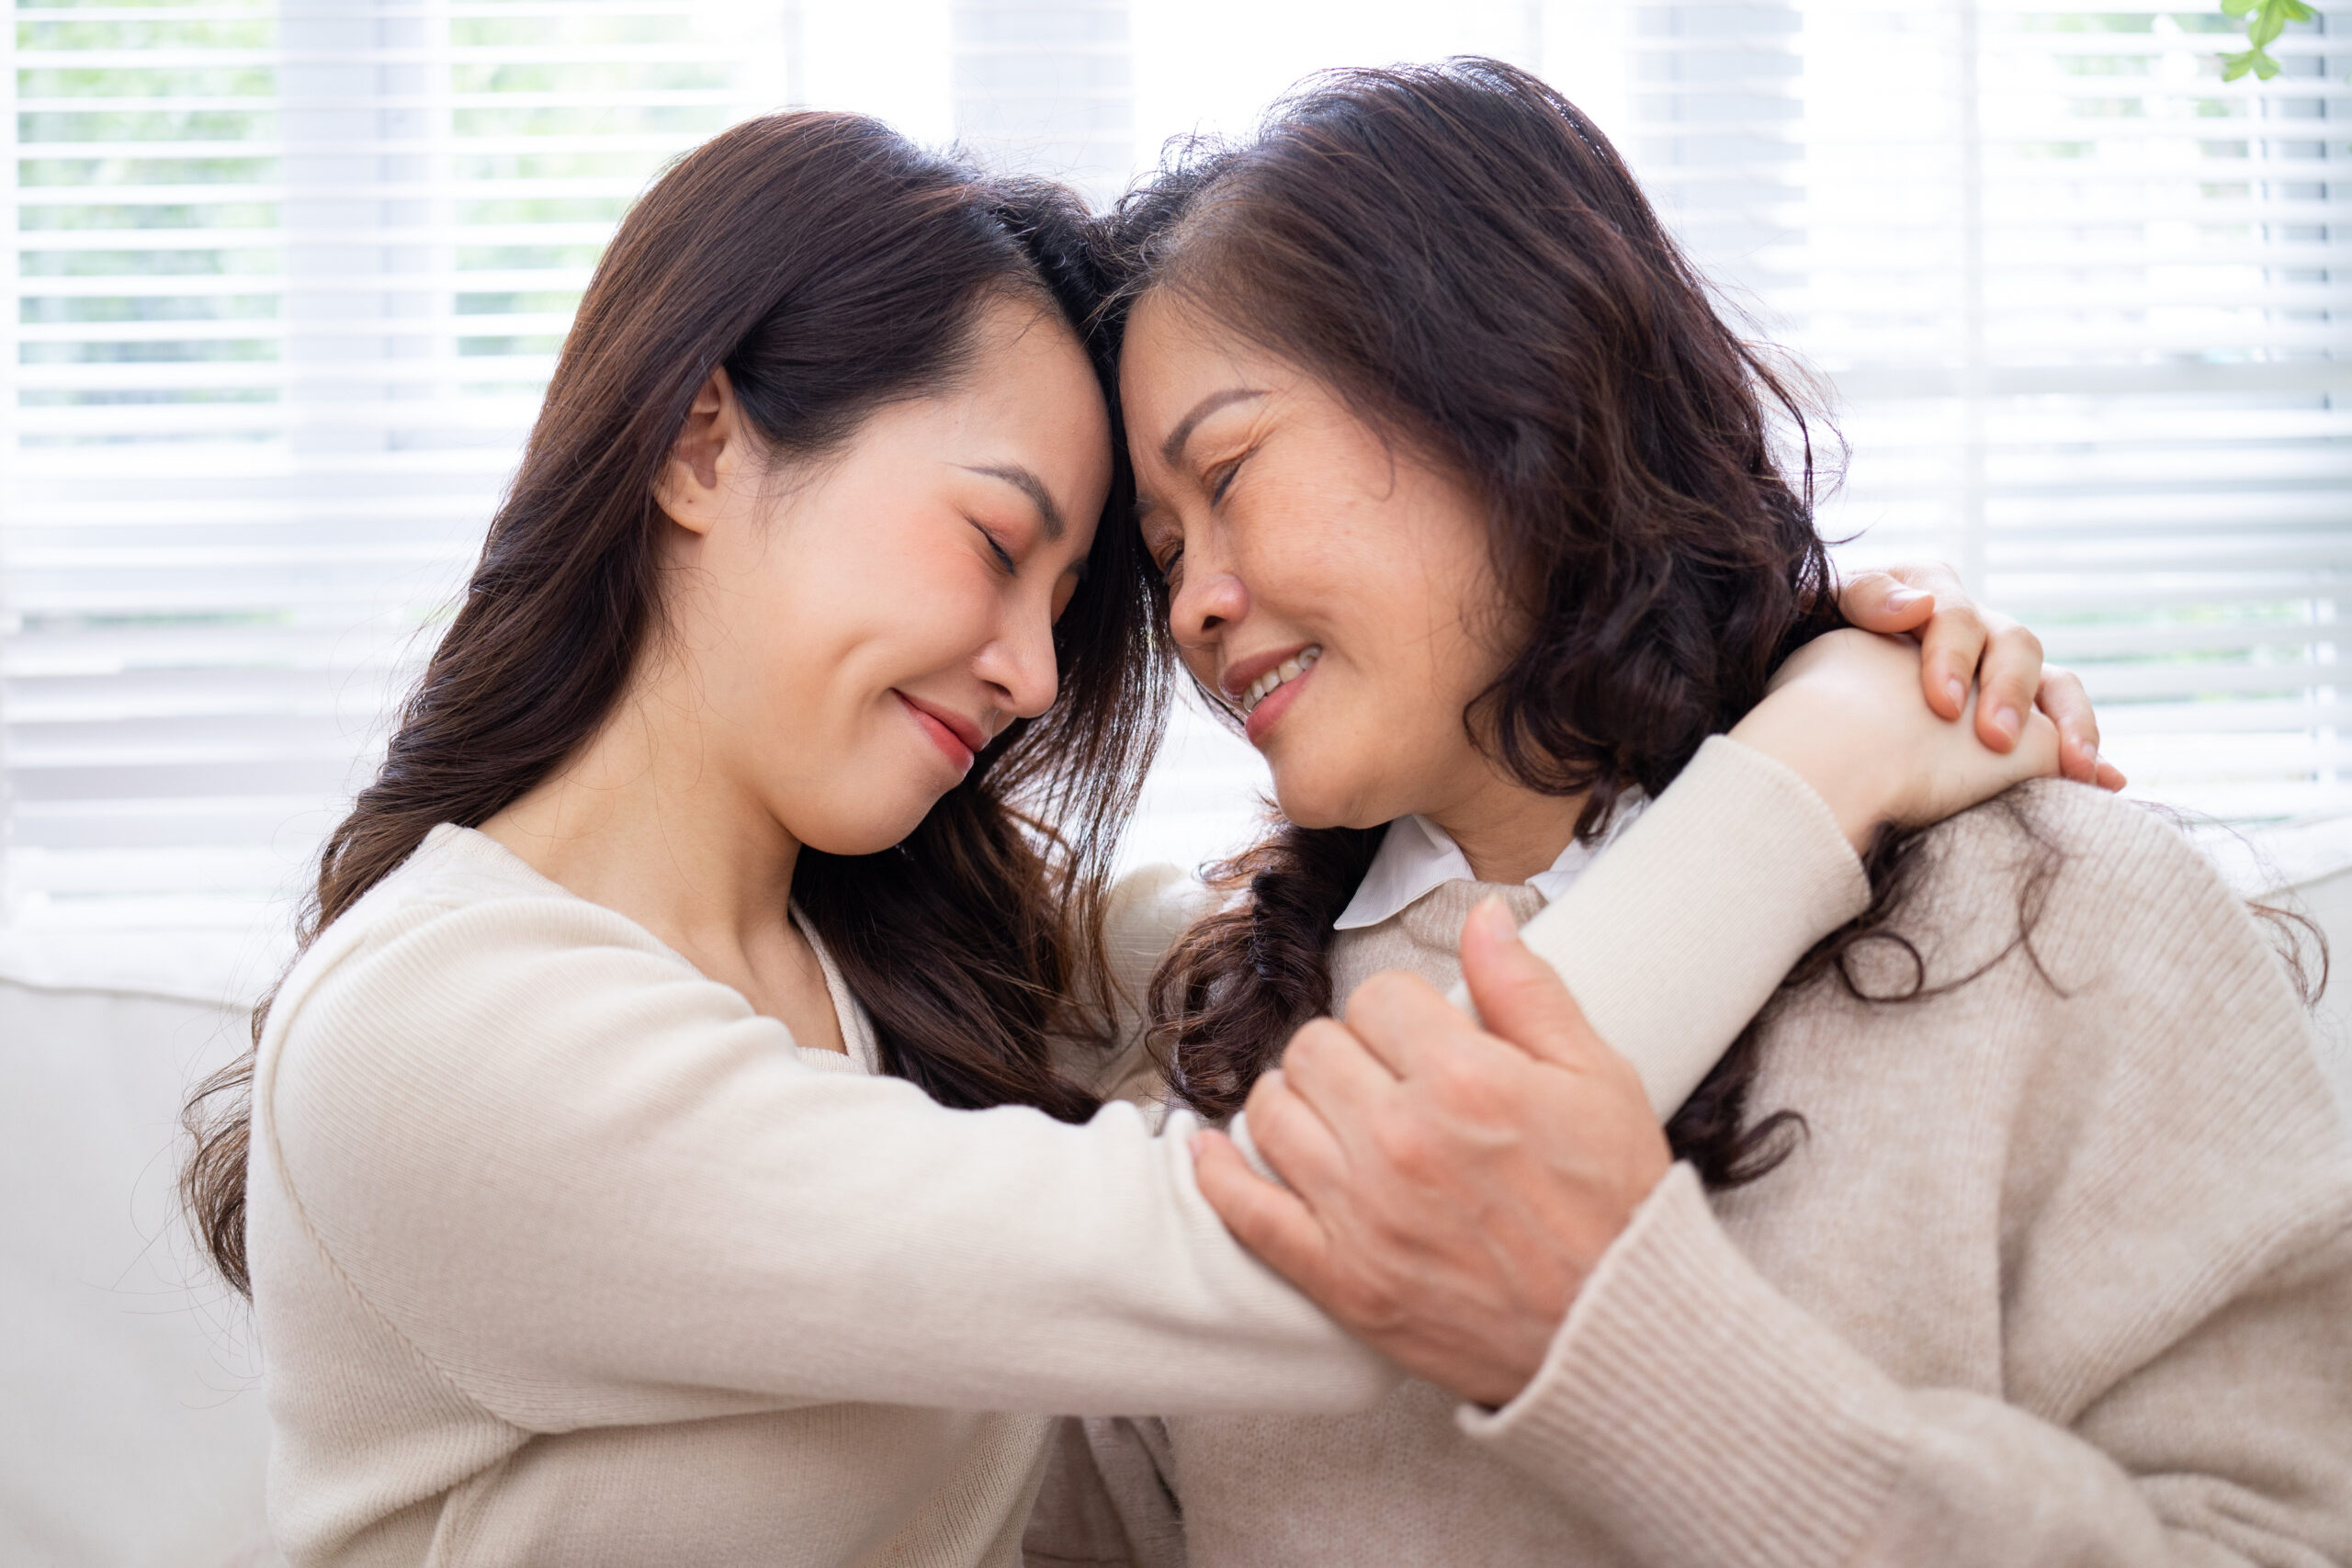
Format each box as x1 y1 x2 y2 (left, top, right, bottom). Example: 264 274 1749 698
181 112 1168 1296
1098 61 1855 1185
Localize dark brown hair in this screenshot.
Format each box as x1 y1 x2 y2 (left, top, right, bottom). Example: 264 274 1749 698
1097 60 1845 1184
182 112 1167 1295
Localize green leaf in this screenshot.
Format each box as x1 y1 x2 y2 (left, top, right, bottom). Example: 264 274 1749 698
2249 9 2287 47
2222 0 2257 15
2278 0 2316 20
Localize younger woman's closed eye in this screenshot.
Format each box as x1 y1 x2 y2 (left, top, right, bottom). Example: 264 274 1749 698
972 523 1019 575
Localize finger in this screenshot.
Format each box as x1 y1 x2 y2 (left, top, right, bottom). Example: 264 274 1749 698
1241 1067 1352 1197
1340 969 1478 1081
1192 1130 1334 1288
2093 758 2128 792
1914 597 1989 726
1458 896 1603 1073
2032 667 2102 784
1880 559 1964 598
1834 569 1936 634
1973 619 2043 756
2007 708 2064 782
1280 1016 1403 1127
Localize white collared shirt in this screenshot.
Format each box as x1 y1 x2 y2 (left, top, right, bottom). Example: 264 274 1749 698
1332 798 1647 931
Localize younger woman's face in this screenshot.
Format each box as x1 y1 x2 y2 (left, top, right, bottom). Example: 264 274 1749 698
655 295 1109 856
1122 292 1516 831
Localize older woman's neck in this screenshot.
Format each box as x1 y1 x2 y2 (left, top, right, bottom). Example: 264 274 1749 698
1423 776 1590 887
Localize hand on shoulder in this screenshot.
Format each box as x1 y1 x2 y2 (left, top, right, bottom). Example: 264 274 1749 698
1744 569 2125 853
1192 899 1665 1407
1733 627 2062 852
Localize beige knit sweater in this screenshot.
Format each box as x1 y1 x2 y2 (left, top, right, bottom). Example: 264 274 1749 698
246 738 1867 1566
1027 782 2352 1568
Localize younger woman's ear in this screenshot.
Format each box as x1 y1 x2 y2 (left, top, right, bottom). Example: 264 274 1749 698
652 366 741 536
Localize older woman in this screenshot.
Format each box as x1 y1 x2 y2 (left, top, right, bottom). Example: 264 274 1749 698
1035 58 2352 1568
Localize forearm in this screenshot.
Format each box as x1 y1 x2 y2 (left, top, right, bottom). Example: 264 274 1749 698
270 902 1396 1429
1460 1167 2352 1567
1481 735 1866 1117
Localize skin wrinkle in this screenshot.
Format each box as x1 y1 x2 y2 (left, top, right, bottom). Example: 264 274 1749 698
1159 386 1269 472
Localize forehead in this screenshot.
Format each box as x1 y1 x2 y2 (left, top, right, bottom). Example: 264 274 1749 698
961 300 1102 421
1120 294 1286 461
941 301 1109 478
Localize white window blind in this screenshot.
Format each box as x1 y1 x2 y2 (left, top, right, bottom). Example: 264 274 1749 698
4 0 2345 950
1620 0 2349 820
953 0 1130 206
0 0 788 931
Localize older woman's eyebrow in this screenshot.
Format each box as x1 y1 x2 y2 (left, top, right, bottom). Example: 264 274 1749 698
958 463 1064 541
1160 388 1266 470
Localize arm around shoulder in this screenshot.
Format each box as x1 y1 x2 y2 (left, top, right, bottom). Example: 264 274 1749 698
1496 734 1870 1117
259 888 1393 1432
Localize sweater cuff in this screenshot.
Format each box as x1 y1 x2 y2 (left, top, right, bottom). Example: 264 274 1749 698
1469 733 1869 1118
1456 1165 1910 1567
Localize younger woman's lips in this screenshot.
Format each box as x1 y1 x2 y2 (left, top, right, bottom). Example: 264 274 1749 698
1243 659 1314 747
897 692 975 772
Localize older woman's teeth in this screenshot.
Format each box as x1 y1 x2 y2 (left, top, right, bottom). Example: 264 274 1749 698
1242 646 1321 716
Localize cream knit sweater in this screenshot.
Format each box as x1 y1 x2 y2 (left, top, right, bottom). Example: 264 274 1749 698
247 738 1865 1567
1027 782 2352 1568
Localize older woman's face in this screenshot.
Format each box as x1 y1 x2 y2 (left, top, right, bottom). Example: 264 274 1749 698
1122 291 1515 831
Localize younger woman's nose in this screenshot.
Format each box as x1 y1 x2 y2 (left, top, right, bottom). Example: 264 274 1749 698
975 614 1060 722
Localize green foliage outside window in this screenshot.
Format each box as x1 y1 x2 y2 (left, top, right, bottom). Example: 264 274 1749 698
2218 0 2316 81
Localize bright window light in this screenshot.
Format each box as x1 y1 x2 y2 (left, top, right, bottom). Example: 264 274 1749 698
2 0 2345 960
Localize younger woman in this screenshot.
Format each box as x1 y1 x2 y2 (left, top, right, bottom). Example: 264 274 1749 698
187 112 2082 1566
1035 59 2352 1567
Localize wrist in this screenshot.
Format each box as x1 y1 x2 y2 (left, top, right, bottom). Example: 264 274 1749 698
1726 694 1898 852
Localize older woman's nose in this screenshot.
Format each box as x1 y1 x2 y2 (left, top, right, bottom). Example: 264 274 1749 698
1172 568 1249 647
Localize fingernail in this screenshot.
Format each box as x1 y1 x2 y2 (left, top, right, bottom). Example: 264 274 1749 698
1945 677 1968 712
1992 705 2021 742
1473 895 1517 942
1884 586 1929 610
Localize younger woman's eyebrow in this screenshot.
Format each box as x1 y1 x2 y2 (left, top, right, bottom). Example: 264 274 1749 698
959 463 1065 540
1160 388 1265 470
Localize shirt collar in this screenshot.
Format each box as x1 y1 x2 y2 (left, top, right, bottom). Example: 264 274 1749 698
1332 798 1646 931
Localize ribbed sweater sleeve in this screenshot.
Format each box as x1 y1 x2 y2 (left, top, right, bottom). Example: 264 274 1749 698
1457 788 2352 1566
258 732 1870 1442
1489 735 1868 1116
263 890 1392 1431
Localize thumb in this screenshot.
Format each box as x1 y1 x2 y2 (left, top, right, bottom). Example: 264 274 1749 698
1458 896 1600 1072
1834 569 1936 635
